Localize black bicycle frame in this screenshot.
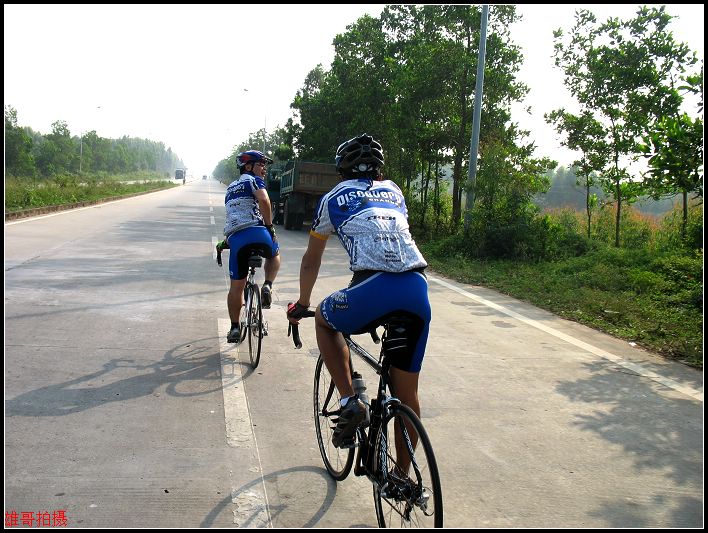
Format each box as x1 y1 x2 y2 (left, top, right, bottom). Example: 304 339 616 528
292 312 425 490
346 335 400 482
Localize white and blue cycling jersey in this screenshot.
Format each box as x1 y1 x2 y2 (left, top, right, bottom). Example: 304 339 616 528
310 178 427 272
223 173 267 236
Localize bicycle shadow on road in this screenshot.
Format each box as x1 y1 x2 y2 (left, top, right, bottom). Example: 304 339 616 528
200 465 346 528
5 337 238 417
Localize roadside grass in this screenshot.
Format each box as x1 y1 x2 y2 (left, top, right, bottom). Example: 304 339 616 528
419 243 703 369
5 172 176 212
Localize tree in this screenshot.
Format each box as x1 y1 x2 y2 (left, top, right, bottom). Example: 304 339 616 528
552 6 698 246
640 112 703 240
34 120 73 176
546 109 609 238
240 5 554 247
290 64 339 161
4 105 35 177
469 135 555 258
639 69 703 241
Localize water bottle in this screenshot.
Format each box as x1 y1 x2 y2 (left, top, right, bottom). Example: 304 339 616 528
351 372 369 406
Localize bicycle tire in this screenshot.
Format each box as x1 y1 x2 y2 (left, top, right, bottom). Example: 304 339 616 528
373 403 443 528
247 283 262 368
313 354 354 480
239 283 250 344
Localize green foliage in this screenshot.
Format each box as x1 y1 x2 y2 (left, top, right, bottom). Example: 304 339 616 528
5 173 174 211
4 178 32 208
656 254 699 294
4 105 36 177
282 5 549 230
212 125 296 183
626 269 665 294
551 6 699 246
421 238 703 367
539 210 596 259
640 113 704 199
639 103 703 241
53 173 79 189
590 205 659 249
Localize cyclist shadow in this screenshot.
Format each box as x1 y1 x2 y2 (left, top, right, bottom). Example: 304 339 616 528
6 337 240 417
201 465 355 528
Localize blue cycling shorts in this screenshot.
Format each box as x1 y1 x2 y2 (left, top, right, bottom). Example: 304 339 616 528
319 270 431 373
226 226 279 280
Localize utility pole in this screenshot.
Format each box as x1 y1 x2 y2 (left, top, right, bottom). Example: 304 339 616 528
464 5 489 232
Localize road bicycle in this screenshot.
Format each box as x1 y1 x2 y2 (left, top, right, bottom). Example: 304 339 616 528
216 242 267 369
289 310 443 527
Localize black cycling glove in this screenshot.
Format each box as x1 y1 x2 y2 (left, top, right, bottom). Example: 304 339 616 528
216 239 229 267
266 224 277 241
287 301 310 320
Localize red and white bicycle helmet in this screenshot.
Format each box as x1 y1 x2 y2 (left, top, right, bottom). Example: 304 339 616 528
237 150 273 170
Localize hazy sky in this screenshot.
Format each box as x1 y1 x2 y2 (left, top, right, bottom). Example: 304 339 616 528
4 4 704 178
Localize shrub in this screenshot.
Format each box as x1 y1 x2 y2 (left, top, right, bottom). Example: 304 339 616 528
627 269 666 293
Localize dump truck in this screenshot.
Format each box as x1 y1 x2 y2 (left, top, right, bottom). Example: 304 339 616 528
265 168 283 225
276 160 340 230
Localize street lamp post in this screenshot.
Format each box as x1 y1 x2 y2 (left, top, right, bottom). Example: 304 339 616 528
464 5 489 233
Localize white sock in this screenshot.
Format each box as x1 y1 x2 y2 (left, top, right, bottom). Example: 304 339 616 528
340 395 355 408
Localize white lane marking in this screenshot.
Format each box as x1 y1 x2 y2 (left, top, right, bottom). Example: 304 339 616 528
428 275 703 402
210 216 215 225
218 318 272 527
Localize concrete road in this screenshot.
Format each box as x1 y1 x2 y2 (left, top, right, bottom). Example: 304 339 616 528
4 179 703 528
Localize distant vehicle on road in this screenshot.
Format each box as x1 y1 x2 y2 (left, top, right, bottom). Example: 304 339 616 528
203 175 207 180
276 160 339 230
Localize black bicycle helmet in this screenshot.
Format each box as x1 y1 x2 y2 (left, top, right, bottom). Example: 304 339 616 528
237 150 273 170
335 133 384 175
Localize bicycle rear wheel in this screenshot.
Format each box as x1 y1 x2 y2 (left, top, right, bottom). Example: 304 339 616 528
247 284 262 368
373 403 443 528
313 354 354 480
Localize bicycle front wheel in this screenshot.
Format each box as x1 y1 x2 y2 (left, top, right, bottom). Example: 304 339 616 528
247 284 262 368
239 285 249 344
373 403 443 528
313 354 354 480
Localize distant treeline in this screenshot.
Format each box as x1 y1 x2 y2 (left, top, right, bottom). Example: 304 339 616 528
4 105 185 179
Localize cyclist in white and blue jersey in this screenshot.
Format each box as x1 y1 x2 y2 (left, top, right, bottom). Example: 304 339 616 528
223 150 280 343
287 134 431 455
